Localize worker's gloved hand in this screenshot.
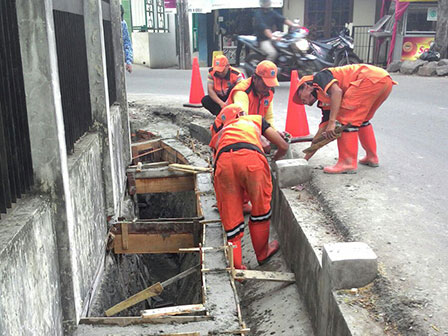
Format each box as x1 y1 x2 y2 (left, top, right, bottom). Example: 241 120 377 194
277 131 290 142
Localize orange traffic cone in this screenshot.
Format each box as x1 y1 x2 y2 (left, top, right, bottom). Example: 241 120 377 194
184 57 205 108
285 70 309 137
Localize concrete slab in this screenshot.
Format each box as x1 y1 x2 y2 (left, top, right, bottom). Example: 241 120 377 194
274 159 312 188
323 242 378 290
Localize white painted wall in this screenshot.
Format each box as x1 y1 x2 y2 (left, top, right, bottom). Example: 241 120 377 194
132 31 150 65
148 14 178 68
283 0 305 24
353 0 376 26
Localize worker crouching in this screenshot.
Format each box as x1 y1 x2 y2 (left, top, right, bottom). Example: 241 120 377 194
209 104 289 269
294 64 397 174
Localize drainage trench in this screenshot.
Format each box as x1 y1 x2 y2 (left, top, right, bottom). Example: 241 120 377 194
87 141 205 320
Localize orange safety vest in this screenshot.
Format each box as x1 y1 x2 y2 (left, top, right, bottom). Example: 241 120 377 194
227 78 274 118
209 115 265 164
208 66 242 97
309 64 395 111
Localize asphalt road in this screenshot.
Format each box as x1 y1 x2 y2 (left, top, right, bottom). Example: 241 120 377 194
126 65 448 333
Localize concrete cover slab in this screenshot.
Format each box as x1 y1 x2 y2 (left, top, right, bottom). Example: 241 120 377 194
274 158 312 188
323 242 378 290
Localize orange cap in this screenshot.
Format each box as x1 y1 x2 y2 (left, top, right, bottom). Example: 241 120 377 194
217 104 245 126
293 75 314 104
255 60 279 87
213 55 229 72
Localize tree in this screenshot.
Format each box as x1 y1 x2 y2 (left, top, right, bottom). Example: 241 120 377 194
434 0 448 58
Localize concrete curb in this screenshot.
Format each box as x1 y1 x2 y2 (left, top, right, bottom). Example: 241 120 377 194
186 117 381 336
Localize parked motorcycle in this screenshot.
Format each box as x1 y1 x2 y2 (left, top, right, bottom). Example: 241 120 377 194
309 28 362 68
237 26 319 81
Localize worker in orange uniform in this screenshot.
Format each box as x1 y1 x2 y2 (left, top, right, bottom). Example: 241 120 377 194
226 60 281 213
293 64 397 174
227 60 278 128
209 104 289 269
201 55 243 115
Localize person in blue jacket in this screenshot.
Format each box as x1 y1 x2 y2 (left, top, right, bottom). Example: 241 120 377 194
121 5 133 73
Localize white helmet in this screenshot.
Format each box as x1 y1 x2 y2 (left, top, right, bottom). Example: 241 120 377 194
260 0 272 8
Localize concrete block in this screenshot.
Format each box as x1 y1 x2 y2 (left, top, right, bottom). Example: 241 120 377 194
189 121 212 145
323 242 377 290
274 159 311 188
387 60 402 73
400 59 426 74
436 65 448 76
418 61 438 76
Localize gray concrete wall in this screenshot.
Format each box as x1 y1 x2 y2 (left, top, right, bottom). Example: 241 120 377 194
148 14 177 68
67 133 108 317
271 182 351 336
0 197 63 336
109 105 128 215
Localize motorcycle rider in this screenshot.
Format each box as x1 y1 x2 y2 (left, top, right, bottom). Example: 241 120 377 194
255 0 300 61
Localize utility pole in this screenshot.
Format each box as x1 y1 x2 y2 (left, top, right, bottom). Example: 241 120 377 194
177 0 192 69
434 0 448 58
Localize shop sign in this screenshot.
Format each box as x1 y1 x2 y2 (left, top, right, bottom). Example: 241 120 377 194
212 0 283 9
401 36 434 61
188 0 283 13
164 0 177 13
427 7 437 21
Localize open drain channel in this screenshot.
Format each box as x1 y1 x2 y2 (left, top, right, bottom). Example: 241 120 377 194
77 137 249 335
85 139 207 318
76 131 311 335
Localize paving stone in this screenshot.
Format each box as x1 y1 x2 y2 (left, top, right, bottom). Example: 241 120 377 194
400 59 427 74
418 61 438 76
323 242 378 290
273 158 311 188
387 60 402 73
436 65 448 76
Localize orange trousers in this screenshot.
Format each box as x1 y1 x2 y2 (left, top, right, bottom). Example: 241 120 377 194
337 76 394 127
214 149 272 268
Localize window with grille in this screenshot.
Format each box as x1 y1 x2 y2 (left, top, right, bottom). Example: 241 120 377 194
305 0 353 40
132 0 169 32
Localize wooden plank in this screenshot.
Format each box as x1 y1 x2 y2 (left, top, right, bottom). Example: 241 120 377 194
233 269 296 283
135 175 194 194
160 142 188 164
141 304 205 318
131 139 161 153
79 315 212 326
105 265 198 317
121 223 128 250
169 163 212 173
105 282 164 317
127 161 170 172
132 147 163 160
114 233 195 254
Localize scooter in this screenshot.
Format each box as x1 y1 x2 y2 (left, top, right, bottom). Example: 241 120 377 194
236 26 319 81
309 28 362 67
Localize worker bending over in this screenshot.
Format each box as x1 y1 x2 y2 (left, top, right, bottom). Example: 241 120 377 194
294 64 396 174
209 104 289 269
201 55 243 115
